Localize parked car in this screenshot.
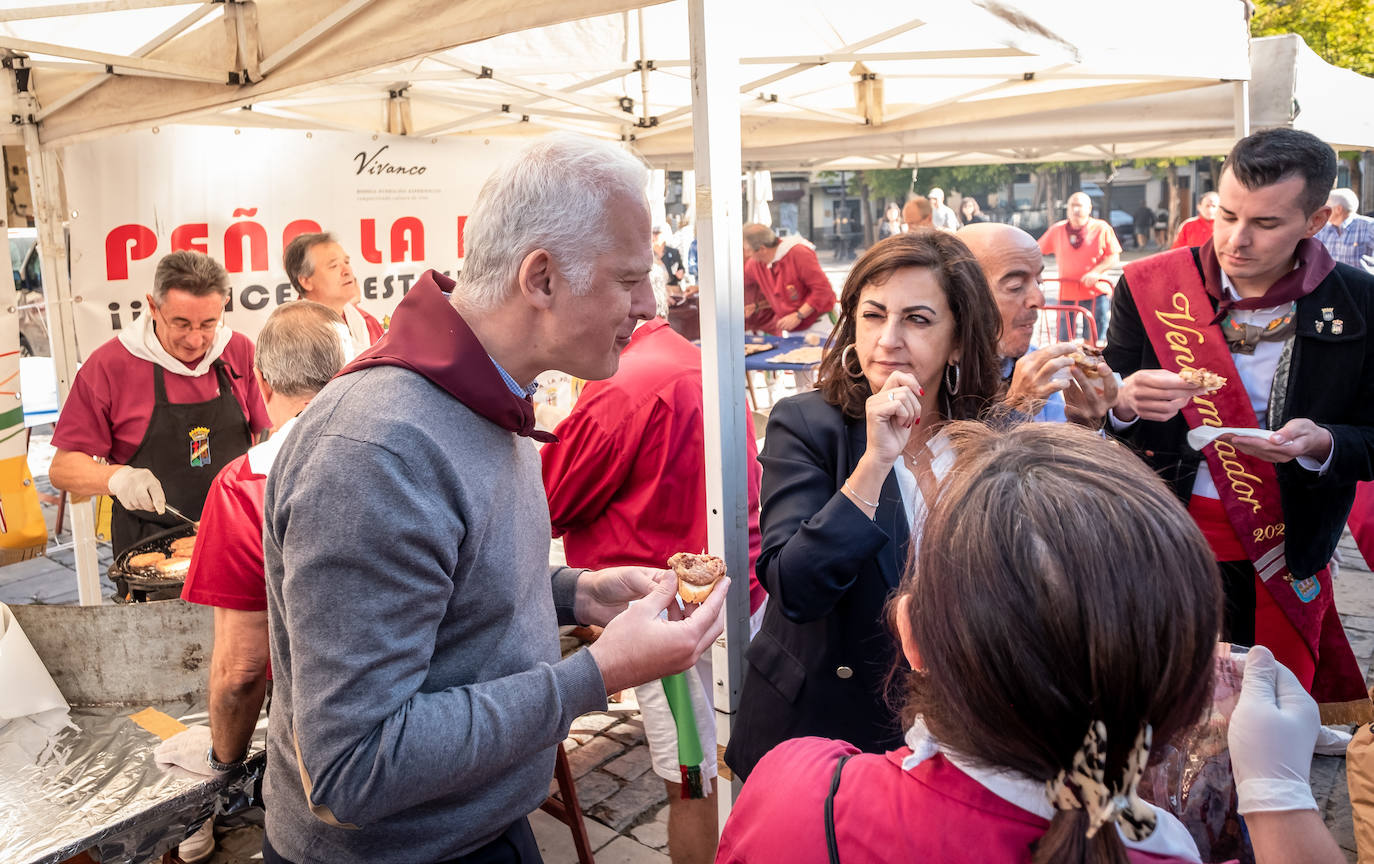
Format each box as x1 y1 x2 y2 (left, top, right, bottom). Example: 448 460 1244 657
7 228 52 357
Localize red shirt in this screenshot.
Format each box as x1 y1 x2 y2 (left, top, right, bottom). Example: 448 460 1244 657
542 319 766 612
717 737 1215 864
756 240 837 330
181 451 268 613
1171 216 1214 250
743 262 779 335
53 332 270 464
1038 218 1122 301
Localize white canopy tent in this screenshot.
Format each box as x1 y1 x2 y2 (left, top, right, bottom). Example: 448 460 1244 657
1 0 1259 809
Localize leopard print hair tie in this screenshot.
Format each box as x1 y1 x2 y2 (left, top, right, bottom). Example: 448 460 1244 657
1045 721 1157 842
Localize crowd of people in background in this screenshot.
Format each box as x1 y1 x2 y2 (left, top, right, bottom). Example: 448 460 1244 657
47 125 1374 864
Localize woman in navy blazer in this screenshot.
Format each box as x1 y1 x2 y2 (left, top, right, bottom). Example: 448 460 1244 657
725 231 1005 779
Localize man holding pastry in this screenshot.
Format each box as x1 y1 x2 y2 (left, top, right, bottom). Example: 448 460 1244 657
1104 128 1374 722
260 133 728 864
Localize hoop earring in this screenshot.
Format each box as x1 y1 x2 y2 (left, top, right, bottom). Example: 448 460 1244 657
944 361 961 396
841 344 863 378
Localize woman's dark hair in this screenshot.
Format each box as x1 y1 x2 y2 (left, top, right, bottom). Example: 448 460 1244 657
1224 128 1337 216
816 231 1002 421
896 422 1221 864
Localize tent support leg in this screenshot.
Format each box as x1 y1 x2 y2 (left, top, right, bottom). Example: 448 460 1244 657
10 58 103 605
685 0 747 818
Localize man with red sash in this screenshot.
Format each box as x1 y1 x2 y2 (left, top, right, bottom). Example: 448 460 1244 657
1105 128 1373 723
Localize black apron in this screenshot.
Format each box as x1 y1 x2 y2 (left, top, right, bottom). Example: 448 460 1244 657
110 360 253 556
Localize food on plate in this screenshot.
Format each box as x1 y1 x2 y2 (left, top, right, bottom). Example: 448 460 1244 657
668 552 726 604
129 551 168 569
743 343 775 356
170 536 197 557
767 346 824 365
1068 341 1105 378
154 557 191 578
803 332 824 347
1178 367 1227 394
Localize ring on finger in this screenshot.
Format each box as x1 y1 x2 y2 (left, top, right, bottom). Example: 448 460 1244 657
887 391 896 402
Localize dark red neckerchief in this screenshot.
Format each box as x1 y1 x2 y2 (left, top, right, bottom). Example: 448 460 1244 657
338 270 556 443
1200 237 1336 324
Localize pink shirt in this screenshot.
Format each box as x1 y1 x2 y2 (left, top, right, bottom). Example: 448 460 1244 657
52 332 270 464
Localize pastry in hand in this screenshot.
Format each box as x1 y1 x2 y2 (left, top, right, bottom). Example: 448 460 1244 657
1178 367 1227 395
1068 341 1105 378
667 552 726 604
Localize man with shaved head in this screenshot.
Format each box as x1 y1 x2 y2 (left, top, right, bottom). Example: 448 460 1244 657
1172 191 1220 250
1039 190 1122 341
959 222 1118 427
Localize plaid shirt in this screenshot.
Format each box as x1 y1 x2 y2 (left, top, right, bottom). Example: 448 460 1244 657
1315 213 1374 269
490 355 538 398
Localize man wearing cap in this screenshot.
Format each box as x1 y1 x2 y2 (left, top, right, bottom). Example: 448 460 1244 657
49 251 269 562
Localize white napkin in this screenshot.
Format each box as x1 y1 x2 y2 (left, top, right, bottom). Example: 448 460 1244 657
0 602 68 719
1186 426 1274 452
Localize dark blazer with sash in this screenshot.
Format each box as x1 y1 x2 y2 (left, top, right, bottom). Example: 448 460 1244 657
1104 249 1374 577
725 390 912 780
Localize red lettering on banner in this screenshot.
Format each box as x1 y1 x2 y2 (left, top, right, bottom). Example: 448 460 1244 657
171 223 209 254
282 219 323 249
391 217 424 262
360 219 383 264
105 223 157 280
224 209 269 273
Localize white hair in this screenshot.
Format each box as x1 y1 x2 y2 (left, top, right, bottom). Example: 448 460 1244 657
1329 187 1359 213
454 133 649 309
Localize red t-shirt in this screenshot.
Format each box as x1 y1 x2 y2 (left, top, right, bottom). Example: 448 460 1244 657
181 451 267 612
1171 216 1214 250
1038 218 1122 301
52 332 271 465
542 319 766 612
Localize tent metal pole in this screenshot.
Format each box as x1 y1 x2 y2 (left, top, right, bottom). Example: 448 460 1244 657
1232 80 1250 139
685 0 748 813
10 59 104 605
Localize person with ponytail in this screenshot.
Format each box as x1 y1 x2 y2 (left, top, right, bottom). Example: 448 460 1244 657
716 422 1345 864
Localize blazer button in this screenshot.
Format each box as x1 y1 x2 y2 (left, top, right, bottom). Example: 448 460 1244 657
836 666 854 679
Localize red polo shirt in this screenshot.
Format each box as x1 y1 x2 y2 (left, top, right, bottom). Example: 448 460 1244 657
1171 216 1214 250
1038 218 1122 301
52 333 270 464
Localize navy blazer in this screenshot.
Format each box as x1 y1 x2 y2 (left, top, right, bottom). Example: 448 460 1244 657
725 391 911 780
1104 253 1374 577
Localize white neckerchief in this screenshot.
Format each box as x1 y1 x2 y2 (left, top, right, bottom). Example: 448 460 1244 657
246 415 300 477
341 303 374 359
1190 269 1289 500
901 718 1202 862
117 311 233 377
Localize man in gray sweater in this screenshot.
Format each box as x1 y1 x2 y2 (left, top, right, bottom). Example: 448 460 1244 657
261 133 730 864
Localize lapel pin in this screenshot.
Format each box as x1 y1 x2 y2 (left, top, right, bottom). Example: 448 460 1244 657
1316 321 1325 333
1332 319 1344 335
1322 307 1335 321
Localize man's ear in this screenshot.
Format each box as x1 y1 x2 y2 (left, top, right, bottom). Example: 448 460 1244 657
516 248 557 311
895 594 922 670
145 293 157 315
1305 204 1333 238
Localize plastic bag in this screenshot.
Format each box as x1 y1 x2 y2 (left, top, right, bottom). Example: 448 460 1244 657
1139 643 1254 864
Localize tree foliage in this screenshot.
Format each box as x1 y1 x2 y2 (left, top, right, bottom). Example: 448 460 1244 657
1251 0 1374 78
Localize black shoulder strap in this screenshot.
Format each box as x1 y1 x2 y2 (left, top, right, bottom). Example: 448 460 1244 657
825 753 855 864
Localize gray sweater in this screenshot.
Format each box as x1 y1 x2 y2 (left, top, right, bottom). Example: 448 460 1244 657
262 365 606 863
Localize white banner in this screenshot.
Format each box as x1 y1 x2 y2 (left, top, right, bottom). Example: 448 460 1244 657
63 126 522 358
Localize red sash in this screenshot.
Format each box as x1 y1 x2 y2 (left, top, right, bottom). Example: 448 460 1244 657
1126 249 1370 721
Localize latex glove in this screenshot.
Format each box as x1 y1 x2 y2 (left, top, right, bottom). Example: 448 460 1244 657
1228 645 1320 813
109 465 166 514
1314 725 1354 757
154 725 222 777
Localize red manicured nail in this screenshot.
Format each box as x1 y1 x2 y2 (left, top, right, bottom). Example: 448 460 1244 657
918 386 925 396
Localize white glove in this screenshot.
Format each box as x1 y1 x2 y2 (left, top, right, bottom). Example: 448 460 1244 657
1228 644 1320 814
1314 724 1354 756
154 724 222 777
108 465 166 514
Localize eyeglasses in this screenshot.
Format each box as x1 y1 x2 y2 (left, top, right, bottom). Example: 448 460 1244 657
156 313 221 336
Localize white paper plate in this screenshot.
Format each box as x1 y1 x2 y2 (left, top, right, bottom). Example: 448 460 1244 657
1186 426 1274 451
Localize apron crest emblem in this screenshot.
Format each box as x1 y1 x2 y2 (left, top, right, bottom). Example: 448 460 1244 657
189 426 211 468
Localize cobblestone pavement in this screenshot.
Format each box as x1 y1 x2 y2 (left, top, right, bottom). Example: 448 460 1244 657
9 436 1374 863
